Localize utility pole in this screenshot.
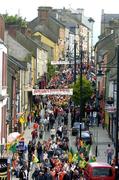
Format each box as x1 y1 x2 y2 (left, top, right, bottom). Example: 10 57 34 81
74 40 77 83
73 40 77 127
79 41 83 139
116 44 119 179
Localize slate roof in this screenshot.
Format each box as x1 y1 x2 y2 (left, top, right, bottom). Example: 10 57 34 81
29 15 66 43
33 24 58 43
8 55 27 70
102 14 119 23
16 31 48 57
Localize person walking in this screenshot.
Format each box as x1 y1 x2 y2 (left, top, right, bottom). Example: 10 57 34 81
106 144 114 164
27 112 32 129
50 127 56 140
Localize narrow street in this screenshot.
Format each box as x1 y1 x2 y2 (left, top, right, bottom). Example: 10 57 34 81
11 113 115 179
0 3 118 180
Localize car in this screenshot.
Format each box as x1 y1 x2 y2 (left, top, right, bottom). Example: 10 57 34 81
76 131 92 146
84 162 115 180
72 122 88 136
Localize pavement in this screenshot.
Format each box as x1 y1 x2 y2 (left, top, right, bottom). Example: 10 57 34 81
89 124 115 162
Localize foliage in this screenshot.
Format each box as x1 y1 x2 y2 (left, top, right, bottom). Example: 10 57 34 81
71 75 93 106
47 59 56 82
2 14 27 27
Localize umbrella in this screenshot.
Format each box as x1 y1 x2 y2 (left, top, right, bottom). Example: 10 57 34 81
7 132 21 143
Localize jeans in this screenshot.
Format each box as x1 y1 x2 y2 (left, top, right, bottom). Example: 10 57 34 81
107 153 112 164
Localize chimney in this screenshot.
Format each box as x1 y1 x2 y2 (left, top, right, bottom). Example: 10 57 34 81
0 16 5 41
38 6 52 23
6 24 19 38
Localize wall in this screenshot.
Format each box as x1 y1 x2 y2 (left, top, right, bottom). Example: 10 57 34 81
4 31 30 61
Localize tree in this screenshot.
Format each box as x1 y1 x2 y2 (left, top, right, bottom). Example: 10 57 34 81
2 14 27 27
47 59 56 82
71 75 93 107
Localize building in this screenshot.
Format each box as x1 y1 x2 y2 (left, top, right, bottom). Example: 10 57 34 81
0 16 8 147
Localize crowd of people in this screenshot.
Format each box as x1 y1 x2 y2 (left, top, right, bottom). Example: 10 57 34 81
11 103 92 180
11 63 99 179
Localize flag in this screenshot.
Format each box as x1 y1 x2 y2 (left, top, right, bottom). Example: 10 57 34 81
68 147 74 163
69 147 74 156
19 116 25 124
89 156 96 162
9 143 17 153
68 151 73 163
79 159 87 168
32 154 39 163
72 152 79 163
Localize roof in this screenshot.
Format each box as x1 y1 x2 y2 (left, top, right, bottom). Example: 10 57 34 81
8 56 27 70
29 16 62 43
88 162 112 168
102 14 119 23
33 24 58 43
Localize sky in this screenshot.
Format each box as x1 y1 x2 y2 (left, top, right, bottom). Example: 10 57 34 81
0 0 119 44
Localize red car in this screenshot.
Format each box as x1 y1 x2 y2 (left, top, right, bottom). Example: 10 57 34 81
84 162 115 180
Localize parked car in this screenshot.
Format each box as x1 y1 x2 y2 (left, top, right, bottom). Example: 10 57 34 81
72 122 88 136
84 162 115 180
76 131 92 146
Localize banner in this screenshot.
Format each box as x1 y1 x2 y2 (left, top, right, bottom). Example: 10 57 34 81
51 61 72 65
0 158 7 180
32 89 73 96
51 61 80 65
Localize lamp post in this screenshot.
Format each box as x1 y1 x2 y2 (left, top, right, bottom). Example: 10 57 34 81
79 43 83 139
73 40 77 127
95 68 104 157
74 40 77 83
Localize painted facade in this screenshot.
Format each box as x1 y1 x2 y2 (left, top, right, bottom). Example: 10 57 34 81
0 42 7 145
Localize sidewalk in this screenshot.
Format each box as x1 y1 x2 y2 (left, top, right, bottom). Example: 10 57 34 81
89 125 115 162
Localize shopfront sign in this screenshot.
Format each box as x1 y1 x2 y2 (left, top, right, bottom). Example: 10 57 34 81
0 158 7 179
32 89 73 96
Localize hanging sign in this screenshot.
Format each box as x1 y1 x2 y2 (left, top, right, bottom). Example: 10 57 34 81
51 61 73 65
32 89 73 96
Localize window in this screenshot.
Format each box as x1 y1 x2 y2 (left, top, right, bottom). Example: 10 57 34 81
2 52 7 87
93 167 112 177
